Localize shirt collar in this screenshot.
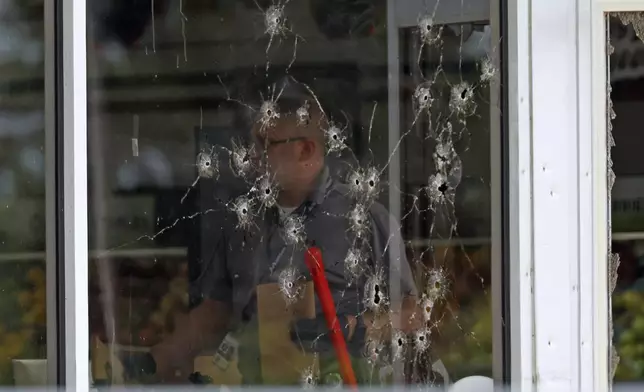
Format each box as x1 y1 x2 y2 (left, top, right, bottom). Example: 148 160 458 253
306 164 332 207
266 165 332 224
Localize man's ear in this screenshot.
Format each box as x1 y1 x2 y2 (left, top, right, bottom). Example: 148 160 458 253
298 139 316 162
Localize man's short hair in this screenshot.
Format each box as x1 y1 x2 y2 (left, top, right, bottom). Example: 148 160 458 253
243 75 328 149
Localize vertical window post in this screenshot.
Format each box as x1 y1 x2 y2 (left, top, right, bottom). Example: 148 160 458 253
59 0 89 388
506 0 534 388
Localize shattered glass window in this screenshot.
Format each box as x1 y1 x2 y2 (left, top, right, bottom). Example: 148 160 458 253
609 12 644 383
86 0 502 388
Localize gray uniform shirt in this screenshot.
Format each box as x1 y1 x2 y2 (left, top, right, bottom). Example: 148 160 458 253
198 165 417 382
203 165 416 319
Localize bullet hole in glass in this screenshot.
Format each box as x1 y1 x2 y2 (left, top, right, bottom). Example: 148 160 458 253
373 284 381 305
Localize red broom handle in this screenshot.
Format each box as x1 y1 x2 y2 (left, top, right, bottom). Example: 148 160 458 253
304 246 358 389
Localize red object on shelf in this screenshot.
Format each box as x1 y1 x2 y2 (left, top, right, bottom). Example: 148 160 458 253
304 245 358 390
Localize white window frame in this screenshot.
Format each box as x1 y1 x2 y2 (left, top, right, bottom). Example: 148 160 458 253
54 0 90 389
505 0 533 389
512 0 644 391
509 0 615 391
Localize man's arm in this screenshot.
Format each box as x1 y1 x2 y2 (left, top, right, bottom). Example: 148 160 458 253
150 298 231 378
150 214 235 380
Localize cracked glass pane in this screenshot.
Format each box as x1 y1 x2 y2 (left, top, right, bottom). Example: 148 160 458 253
609 12 644 383
86 0 501 388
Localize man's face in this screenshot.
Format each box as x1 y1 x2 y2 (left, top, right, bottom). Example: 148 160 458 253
251 115 305 189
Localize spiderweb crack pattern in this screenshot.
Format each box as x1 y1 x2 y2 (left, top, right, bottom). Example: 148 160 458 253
252 0 304 72
278 266 307 305
230 138 257 180
251 173 280 210
102 1 502 387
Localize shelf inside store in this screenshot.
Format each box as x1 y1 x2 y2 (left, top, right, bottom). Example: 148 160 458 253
407 237 491 247
0 247 188 263
612 232 644 241
0 237 493 263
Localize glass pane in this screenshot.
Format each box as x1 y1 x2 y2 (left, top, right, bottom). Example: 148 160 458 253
0 0 48 386
87 0 501 388
610 12 644 383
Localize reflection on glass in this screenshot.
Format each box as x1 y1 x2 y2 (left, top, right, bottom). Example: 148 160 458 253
610 13 644 382
0 0 47 386
87 0 499 387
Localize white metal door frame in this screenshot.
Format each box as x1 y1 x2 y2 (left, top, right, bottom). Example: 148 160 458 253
508 0 612 390
57 0 90 390
505 0 534 388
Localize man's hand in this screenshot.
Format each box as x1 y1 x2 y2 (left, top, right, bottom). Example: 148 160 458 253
146 299 231 382
290 314 366 356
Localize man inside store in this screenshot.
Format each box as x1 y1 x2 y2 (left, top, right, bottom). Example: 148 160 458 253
121 76 421 385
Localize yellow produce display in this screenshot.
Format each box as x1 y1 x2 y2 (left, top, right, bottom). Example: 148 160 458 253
613 289 644 380
422 245 493 380
84 242 494 385
0 262 47 384
89 257 192 384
